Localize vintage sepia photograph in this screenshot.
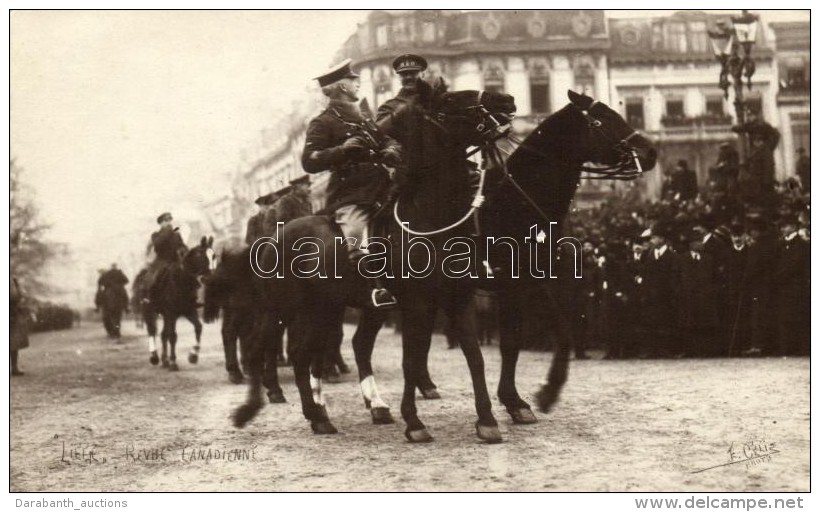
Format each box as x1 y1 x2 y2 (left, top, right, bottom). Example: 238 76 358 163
8 7 811 495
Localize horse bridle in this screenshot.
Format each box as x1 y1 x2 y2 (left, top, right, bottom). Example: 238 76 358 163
393 99 507 237
576 101 645 180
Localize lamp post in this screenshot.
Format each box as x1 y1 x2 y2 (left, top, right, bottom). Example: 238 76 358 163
708 10 760 157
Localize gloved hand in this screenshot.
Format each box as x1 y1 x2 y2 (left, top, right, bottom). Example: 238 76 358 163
379 147 402 167
342 135 371 160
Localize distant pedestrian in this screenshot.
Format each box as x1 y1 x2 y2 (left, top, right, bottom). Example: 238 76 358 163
10 277 33 376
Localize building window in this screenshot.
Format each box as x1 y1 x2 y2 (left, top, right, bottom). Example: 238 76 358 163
665 22 687 53
689 21 709 53
705 96 724 117
792 122 809 159
393 19 409 45
529 59 550 114
530 82 550 114
786 67 808 88
665 98 685 118
483 62 505 94
574 64 595 95
745 97 763 118
422 21 436 42
376 24 388 48
373 66 392 108
625 98 645 130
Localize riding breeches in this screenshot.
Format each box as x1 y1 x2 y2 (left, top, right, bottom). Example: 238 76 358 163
334 204 370 250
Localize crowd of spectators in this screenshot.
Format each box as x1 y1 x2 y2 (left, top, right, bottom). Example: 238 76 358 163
558 156 810 358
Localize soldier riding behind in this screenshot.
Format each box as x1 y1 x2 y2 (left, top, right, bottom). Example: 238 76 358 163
143 212 187 305
302 59 401 309
246 192 278 245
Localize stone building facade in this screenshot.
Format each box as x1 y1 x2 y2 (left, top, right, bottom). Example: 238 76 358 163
204 10 808 240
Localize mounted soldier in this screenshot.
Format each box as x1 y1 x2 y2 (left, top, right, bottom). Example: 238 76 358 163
376 54 432 140
246 192 277 245
274 175 313 224
144 212 187 304
301 58 401 309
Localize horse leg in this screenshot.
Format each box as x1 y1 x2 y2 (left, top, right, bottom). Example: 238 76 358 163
186 312 202 364
400 301 435 442
445 300 502 443
222 308 243 384
260 315 285 403
497 288 537 424
146 310 159 365
168 317 179 371
353 309 394 424
232 317 268 428
412 311 439 399
274 319 288 367
292 311 337 434
535 288 571 413
322 312 344 383
160 317 170 368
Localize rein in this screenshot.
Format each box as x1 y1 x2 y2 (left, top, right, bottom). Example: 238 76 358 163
393 102 504 237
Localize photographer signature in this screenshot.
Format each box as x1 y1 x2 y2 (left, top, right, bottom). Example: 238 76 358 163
692 439 780 473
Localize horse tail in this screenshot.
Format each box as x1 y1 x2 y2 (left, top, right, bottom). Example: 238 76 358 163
203 247 250 323
202 273 226 323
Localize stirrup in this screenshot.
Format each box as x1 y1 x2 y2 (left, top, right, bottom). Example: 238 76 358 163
371 288 397 309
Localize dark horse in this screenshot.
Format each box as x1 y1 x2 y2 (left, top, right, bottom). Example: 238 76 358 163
480 90 656 422
233 82 515 441
100 284 129 339
203 246 286 401
144 236 214 370
203 247 393 413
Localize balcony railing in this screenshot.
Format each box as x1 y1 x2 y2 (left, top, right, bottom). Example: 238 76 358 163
661 114 733 128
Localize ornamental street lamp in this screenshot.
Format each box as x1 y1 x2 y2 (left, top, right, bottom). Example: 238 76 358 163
708 10 760 156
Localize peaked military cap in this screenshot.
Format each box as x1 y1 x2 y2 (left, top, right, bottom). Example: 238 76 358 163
255 192 278 206
157 212 173 224
392 54 428 74
315 58 359 87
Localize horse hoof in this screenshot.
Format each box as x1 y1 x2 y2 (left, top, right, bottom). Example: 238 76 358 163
168 362 179 372
536 385 560 413
420 388 441 400
188 353 199 364
508 408 538 425
161 359 169 368
370 407 395 425
405 428 434 443
228 372 244 384
475 422 503 444
149 353 159 366
267 390 287 404
311 420 338 435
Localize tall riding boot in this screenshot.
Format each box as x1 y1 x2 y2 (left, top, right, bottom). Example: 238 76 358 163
348 247 397 310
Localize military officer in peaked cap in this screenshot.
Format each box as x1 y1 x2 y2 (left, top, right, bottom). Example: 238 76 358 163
376 54 432 142
302 58 401 309
245 192 278 245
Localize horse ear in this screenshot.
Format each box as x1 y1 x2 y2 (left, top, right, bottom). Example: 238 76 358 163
200 236 207 248
567 89 593 109
207 236 214 247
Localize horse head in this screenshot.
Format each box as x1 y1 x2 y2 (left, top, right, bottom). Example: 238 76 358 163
183 236 215 279
565 90 657 176
431 85 516 147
